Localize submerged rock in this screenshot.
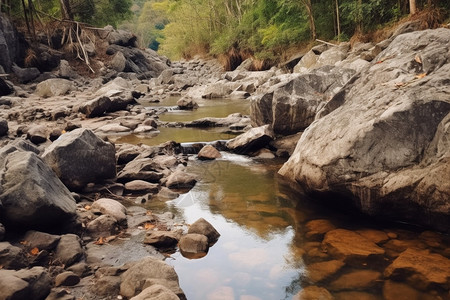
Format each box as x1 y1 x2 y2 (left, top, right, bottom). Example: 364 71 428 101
279 28 450 231
187 218 220 245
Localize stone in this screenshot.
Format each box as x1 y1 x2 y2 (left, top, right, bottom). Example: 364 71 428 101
143 230 182 248
12 65 40 83
356 229 389 244
329 270 382 291
156 187 179 200
91 275 121 297
0 118 8 136
78 96 112 118
177 97 198 110
124 180 159 194
178 233 209 256
26 124 47 144
120 257 185 299
109 51 126 72
293 50 318 73
42 128 116 191
226 125 274 154
279 29 450 232
165 170 197 189
45 288 75 300
23 231 60 251
306 260 345 283
383 280 438 300
96 123 130 134
91 198 127 224
0 151 77 230
0 223 4 241
0 14 26 73
334 291 380 300
384 248 450 290
0 267 51 300
35 78 73 98
86 215 119 236
197 145 221 160
0 77 13 96
0 242 28 269
251 66 355 135
133 125 156 134
58 59 77 79
188 218 220 244
54 271 80 287
118 158 164 183
106 27 137 46
322 229 385 264
305 219 337 241
293 286 334 300
55 234 83 267
270 133 302 157
130 284 179 300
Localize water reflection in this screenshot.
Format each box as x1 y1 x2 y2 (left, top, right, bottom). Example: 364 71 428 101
146 156 450 300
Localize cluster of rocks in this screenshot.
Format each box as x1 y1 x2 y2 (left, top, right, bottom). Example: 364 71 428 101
292 218 450 300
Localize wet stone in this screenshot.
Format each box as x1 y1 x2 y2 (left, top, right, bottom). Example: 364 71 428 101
293 286 334 300
306 260 345 283
305 219 337 241
329 270 382 291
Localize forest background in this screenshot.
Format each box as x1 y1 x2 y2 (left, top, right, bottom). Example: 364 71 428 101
2 0 449 69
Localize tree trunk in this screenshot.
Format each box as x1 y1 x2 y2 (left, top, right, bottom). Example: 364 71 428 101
59 0 73 20
335 0 340 41
356 0 363 33
409 0 417 14
302 0 316 40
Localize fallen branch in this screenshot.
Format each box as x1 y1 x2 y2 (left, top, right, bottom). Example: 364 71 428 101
316 39 337 47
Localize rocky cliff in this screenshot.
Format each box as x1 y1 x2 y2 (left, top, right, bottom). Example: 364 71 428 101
279 28 450 232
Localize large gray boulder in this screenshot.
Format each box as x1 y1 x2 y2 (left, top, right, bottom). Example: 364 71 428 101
251 66 355 135
42 128 116 191
0 14 26 72
0 150 77 230
35 78 73 98
279 28 450 232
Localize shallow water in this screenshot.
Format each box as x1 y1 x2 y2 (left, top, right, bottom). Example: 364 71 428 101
145 156 450 300
139 96 250 123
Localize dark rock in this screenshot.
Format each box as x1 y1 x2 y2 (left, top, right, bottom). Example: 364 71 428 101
0 118 8 136
0 242 28 269
49 129 62 141
177 97 198 110
78 96 111 118
279 28 450 232
0 223 4 241
0 77 13 96
54 271 80 287
187 218 220 245
55 234 83 267
0 267 51 300
120 257 185 299
0 14 27 72
86 215 119 236
23 230 60 251
42 128 116 191
12 64 40 83
105 26 137 47
0 150 77 230
226 125 274 154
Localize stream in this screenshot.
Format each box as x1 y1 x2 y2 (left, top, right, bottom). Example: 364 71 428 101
120 97 450 300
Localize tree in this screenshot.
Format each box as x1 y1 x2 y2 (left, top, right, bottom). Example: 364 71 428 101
301 0 316 40
409 0 417 14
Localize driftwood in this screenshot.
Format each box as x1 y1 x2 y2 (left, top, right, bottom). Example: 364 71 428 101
316 39 338 47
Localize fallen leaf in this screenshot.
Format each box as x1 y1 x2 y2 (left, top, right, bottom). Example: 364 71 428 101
84 205 91 210
415 73 426 79
105 235 117 243
146 210 153 215
94 237 105 245
30 247 39 256
144 223 155 230
20 240 29 245
414 55 422 64
61 130 66 134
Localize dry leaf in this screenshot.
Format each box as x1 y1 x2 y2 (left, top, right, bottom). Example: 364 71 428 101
20 240 29 245
105 235 116 243
146 210 153 215
94 237 105 245
415 73 426 79
30 247 39 256
414 55 422 64
144 223 155 230
61 130 66 134
84 205 91 210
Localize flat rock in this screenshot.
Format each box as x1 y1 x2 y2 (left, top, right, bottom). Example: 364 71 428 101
55 234 83 267
23 230 60 251
383 280 438 300
124 180 159 194
306 260 345 283
143 230 182 248
165 170 197 189
322 229 385 264
130 284 179 300
329 270 382 291
293 286 334 300
356 229 390 244
384 248 450 290
35 78 72 98
78 96 111 118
